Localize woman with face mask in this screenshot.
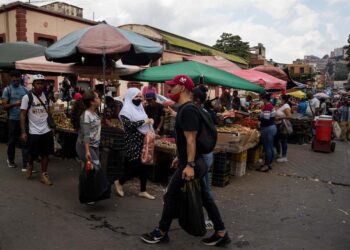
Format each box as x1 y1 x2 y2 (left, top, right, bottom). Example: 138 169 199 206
114 88 155 200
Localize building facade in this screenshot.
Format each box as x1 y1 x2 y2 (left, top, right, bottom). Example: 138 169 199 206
0 1 97 90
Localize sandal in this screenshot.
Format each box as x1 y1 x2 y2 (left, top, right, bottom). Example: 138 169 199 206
257 165 269 172
256 165 265 171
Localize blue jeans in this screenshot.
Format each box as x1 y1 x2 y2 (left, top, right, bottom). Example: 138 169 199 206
202 152 214 199
275 124 288 157
261 125 277 166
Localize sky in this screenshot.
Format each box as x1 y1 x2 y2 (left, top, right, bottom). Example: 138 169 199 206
3 0 350 63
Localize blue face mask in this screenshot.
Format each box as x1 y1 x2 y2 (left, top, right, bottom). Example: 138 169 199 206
246 102 250 106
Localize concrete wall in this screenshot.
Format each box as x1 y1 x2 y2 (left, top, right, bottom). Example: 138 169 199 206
120 24 163 41
25 10 91 43
0 10 17 42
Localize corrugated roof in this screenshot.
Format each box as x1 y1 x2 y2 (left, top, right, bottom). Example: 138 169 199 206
146 26 248 65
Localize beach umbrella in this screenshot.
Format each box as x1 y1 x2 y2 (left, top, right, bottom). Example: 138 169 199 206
287 90 306 99
314 93 330 99
45 23 163 66
0 42 45 69
123 61 265 93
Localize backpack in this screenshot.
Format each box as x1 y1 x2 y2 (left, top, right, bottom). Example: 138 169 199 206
178 103 217 154
26 90 50 112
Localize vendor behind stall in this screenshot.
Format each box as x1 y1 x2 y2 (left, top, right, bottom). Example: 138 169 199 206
103 95 123 127
144 92 165 134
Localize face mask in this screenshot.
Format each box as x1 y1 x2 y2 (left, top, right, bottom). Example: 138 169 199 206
132 99 142 106
167 92 181 103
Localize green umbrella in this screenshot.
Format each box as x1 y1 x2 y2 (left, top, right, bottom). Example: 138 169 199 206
124 61 264 93
0 42 45 69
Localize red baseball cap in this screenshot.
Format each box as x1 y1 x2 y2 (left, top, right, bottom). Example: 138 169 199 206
165 75 194 91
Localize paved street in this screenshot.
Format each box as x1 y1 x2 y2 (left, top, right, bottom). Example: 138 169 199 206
0 142 349 250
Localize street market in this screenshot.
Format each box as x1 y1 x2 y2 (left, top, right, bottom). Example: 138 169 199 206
0 1 350 249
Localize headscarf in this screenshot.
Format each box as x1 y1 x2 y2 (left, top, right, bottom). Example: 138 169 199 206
119 88 150 134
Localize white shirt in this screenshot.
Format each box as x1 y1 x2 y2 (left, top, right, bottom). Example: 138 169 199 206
276 103 291 118
276 103 291 124
306 98 320 117
21 92 52 135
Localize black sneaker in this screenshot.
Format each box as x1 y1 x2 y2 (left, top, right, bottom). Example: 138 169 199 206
140 228 169 244
202 232 231 246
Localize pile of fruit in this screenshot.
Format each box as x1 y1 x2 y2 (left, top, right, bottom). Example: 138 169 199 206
217 124 253 134
239 117 259 129
52 112 75 132
155 138 177 154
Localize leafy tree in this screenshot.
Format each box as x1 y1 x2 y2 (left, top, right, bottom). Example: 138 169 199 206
213 33 250 61
334 62 348 81
346 34 350 69
200 49 213 56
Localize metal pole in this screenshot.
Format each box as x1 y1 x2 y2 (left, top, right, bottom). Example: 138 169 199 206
103 48 106 97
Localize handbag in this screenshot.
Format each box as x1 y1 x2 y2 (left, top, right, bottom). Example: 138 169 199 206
141 125 155 165
32 92 57 129
280 119 293 135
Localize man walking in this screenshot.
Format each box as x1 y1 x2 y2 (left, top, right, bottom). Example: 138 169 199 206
141 75 230 247
2 70 29 171
20 75 54 185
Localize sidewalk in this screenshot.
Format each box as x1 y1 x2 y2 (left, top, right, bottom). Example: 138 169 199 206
0 142 349 250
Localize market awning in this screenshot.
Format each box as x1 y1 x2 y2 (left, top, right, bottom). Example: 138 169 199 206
0 42 45 69
123 61 265 93
252 65 289 81
183 55 241 71
231 69 286 90
15 56 142 78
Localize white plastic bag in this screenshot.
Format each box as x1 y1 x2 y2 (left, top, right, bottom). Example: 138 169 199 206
54 134 62 152
333 122 341 138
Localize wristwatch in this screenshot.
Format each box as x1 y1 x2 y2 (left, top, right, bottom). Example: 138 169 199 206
187 161 196 168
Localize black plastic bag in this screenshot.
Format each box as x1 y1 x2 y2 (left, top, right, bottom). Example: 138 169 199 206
178 179 207 236
79 163 111 204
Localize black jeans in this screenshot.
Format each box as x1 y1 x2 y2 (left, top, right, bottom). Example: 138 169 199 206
159 158 225 233
7 119 29 167
119 158 148 192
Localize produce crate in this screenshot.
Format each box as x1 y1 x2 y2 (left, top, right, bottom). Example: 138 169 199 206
149 150 173 183
0 120 8 143
231 161 246 177
247 145 263 169
232 150 248 162
213 153 231 175
212 153 231 187
212 173 230 187
100 126 125 150
100 148 126 183
56 130 78 158
229 151 248 177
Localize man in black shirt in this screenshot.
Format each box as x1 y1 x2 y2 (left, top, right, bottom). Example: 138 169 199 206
144 92 165 134
141 75 230 247
232 90 241 110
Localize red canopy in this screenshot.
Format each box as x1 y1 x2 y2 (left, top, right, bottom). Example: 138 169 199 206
183 55 241 71
231 69 286 90
252 65 289 81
